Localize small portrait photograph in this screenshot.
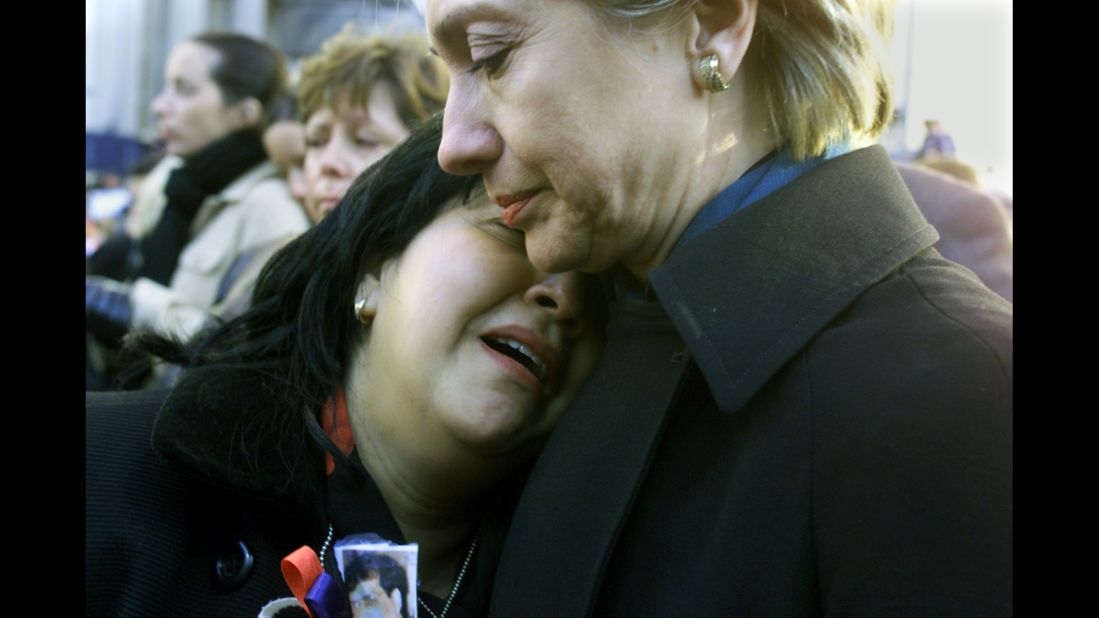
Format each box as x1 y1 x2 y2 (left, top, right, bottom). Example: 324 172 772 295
336 542 418 618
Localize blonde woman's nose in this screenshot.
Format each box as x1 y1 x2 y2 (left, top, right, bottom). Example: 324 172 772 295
438 89 502 175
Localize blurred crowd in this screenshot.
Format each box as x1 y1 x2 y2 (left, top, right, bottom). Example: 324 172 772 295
86 24 449 389
86 22 1012 391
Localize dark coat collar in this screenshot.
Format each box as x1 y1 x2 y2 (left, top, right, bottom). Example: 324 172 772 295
491 146 941 618
650 145 940 413
151 364 327 524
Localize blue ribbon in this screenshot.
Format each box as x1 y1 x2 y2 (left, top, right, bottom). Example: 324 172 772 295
304 572 347 618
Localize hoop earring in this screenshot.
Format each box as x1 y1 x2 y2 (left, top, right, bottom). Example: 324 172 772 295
354 298 371 324
700 55 730 93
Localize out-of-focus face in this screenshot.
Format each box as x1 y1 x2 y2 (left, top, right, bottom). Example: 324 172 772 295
302 82 412 222
348 575 402 618
264 119 306 173
263 119 308 203
151 41 240 157
346 194 604 465
426 0 706 275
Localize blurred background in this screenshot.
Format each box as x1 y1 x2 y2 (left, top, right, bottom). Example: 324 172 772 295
884 0 1012 196
87 1 422 182
85 0 1013 242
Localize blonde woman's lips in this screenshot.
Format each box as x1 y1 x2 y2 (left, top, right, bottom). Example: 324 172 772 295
495 191 539 227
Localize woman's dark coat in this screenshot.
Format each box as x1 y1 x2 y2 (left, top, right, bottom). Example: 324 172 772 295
86 367 503 617
487 146 1012 617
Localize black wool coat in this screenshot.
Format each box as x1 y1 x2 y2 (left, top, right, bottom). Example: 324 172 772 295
86 367 503 617
487 146 1013 617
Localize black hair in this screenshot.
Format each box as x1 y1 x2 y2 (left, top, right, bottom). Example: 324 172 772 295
191 32 288 127
129 113 480 453
343 552 411 618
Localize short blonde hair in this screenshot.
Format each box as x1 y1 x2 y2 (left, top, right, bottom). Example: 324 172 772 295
298 25 449 128
596 0 895 160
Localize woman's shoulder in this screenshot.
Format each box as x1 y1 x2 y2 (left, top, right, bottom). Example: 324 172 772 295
803 252 1011 469
86 387 204 614
151 365 327 506
86 387 172 468
808 249 1012 390
799 256 1012 613
223 164 311 241
86 382 319 617
225 162 306 215
183 164 308 266
86 386 209 518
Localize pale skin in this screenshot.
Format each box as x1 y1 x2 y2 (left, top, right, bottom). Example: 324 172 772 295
425 0 771 281
151 41 260 157
344 196 601 597
262 119 309 202
302 83 412 223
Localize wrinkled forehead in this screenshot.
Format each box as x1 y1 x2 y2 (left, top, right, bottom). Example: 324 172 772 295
423 0 521 43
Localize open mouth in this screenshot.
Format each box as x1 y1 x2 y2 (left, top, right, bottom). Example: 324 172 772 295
481 336 547 383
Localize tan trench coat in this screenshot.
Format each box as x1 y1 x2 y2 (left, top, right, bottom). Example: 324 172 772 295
129 160 309 339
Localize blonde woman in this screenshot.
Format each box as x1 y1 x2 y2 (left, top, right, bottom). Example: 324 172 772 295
420 0 1013 614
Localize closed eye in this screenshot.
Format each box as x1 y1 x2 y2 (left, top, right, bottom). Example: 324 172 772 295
172 79 195 96
467 48 510 77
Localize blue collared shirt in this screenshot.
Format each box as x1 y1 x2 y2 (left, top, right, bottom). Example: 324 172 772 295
615 143 852 300
673 143 852 251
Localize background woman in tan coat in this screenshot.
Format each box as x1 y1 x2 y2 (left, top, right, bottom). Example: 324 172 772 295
86 32 309 385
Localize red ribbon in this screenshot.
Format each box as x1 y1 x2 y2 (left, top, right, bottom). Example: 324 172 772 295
281 545 323 617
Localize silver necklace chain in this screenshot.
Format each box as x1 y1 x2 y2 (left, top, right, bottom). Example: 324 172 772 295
418 524 482 618
318 524 335 569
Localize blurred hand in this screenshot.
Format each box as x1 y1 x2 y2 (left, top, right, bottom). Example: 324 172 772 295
86 275 134 343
